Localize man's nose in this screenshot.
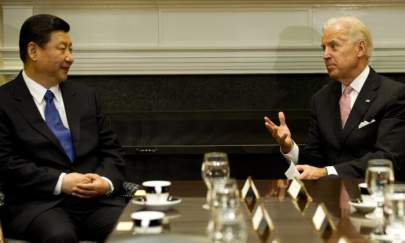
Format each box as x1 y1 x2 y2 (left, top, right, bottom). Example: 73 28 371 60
65 51 74 64
323 48 331 59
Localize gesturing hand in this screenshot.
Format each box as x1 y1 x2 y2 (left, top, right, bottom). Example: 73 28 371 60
264 112 293 153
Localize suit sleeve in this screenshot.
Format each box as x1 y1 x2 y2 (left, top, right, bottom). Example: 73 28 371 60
334 86 405 180
93 92 126 192
0 106 61 193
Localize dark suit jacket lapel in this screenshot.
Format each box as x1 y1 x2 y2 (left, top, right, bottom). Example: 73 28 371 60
60 81 80 152
11 73 66 154
320 81 342 146
328 82 344 144
342 69 380 141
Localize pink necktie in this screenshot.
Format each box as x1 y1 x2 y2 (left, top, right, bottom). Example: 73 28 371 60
340 85 352 128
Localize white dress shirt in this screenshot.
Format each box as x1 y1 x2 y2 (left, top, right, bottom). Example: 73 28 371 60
282 66 370 175
22 70 113 195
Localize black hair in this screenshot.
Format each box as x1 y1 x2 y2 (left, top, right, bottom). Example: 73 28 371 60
19 14 70 62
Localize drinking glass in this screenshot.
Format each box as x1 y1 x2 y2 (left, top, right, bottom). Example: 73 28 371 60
209 208 247 243
201 152 230 209
210 178 240 210
365 159 394 220
366 159 395 205
384 184 405 240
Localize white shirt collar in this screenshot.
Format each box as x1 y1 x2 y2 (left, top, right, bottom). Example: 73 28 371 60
22 70 62 103
342 66 370 94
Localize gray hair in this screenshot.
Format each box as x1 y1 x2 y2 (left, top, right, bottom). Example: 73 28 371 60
323 16 373 57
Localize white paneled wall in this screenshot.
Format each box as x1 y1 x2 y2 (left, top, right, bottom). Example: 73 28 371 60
1 0 405 77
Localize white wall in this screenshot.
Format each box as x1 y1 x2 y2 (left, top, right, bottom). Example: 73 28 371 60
1 0 405 77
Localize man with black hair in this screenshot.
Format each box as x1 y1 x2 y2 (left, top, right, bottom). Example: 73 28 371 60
0 14 126 242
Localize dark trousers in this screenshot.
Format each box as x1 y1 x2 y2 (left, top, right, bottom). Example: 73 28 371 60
24 198 124 243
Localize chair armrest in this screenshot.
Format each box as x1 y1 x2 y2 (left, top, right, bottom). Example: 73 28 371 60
121 181 141 200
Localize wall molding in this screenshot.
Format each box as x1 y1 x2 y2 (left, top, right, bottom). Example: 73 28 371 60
1 0 405 75
2 0 405 6
2 47 405 75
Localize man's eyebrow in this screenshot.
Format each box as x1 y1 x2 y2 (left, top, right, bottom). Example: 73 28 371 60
323 40 341 47
58 41 72 46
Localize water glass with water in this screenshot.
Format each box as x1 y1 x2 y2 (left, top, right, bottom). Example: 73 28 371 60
210 208 248 243
210 178 240 210
384 184 405 240
201 152 230 208
365 159 394 207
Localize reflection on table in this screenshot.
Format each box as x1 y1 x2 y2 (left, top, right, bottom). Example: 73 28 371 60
107 178 373 243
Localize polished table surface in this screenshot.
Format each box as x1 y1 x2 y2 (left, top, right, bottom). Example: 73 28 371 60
107 178 373 243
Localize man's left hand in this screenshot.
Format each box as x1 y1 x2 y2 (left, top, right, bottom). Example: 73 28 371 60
296 164 327 180
71 173 111 198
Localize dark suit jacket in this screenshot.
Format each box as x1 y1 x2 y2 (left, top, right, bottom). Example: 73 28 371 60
0 73 126 235
299 68 405 181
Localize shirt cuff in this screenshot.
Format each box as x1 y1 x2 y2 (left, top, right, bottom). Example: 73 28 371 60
280 141 299 164
326 166 338 175
101 176 114 195
53 172 66 195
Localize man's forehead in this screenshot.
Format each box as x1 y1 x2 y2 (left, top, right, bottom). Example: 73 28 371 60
322 26 350 43
49 31 72 44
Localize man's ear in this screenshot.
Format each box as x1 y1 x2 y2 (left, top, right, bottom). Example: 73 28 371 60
357 40 368 58
27 42 39 61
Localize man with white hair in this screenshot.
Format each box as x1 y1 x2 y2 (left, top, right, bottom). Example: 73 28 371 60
265 16 405 180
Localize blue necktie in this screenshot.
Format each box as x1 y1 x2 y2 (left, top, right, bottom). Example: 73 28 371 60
44 90 75 162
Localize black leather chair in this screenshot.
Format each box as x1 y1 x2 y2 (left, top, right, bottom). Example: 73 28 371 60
0 182 140 243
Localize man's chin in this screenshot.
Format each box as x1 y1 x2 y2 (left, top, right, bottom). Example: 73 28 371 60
327 70 339 80
58 72 69 82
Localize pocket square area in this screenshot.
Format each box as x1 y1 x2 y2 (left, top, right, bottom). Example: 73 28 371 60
358 119 376 129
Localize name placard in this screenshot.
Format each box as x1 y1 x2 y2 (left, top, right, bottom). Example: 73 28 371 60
291 197 311 215
287 178 301 199
241 176 260 212
284 160 300 179
312 203 336 239
252 204 274 242
287 178 313 212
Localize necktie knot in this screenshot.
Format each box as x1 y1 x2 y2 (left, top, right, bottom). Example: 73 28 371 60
44 90 55 103
342 85 352 96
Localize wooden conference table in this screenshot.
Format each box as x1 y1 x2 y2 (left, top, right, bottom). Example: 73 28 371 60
107 178 374 243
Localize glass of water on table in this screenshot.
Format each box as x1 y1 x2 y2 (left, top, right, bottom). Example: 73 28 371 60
201 152 230 209
365 159 394 221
